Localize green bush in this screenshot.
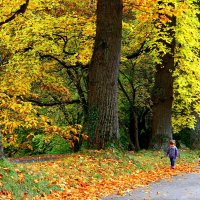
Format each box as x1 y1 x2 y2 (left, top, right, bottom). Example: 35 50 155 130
4 131 72 157
47 135 72 154
31 134 71 155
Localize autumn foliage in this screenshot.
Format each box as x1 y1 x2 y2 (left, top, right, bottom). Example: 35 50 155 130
0 0 199 150
0 0 199 198
0 149 198 199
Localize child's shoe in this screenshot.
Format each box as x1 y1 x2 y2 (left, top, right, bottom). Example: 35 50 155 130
171 166 175 169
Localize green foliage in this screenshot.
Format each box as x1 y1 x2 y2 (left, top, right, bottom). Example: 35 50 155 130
0 0 93 150
178 149 199 161
0 159 61 199
174 125 200 150
4 129 71 157
122 0 200 134
174 128 192 148
32 134 71 155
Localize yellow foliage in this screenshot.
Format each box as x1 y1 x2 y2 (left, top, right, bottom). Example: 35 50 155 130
0 0 199 147
0 0 94 147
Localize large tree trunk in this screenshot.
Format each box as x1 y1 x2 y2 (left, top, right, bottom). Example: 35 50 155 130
151 62 174 149
87 0 123 149
150 2 176 149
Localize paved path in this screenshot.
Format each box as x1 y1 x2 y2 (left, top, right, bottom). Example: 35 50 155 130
103 170 200 200
8 154 67 163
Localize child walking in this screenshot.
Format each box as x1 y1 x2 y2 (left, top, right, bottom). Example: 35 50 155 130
166 139 179 169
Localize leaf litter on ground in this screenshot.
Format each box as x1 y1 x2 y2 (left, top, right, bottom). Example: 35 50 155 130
1 149 200 199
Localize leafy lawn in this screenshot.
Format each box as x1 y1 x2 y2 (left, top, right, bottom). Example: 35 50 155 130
0 149 199 199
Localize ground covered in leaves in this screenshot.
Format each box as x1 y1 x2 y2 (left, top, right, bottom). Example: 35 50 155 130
0 149 200 199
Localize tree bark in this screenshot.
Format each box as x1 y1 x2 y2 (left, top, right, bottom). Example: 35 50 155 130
150 2 176 149
138 108 151 149
87 0 123 149
129 109 140 151
151 62 174 149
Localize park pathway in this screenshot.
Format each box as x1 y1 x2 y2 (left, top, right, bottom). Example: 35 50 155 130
103 168 200 200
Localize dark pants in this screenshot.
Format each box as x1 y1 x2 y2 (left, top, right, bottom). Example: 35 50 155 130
170 157 176 167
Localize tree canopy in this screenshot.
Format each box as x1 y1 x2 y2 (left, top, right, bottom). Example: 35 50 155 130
0 0 199 153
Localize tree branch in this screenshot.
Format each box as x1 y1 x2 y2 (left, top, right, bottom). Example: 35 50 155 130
40 54 88 70
118 78 132 105
18 96 80 107
126 40 149 59
0 0 29 26
52 34 77 55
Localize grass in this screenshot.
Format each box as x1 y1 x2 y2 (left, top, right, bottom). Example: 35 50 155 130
0 159 61 199
0 148 199 199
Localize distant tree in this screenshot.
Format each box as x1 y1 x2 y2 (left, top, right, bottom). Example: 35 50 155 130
150 1 176 149
150 0 200 149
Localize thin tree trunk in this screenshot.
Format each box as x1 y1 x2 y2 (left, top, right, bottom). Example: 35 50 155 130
138 108 151 149
129 109 140 151
87 0 123 149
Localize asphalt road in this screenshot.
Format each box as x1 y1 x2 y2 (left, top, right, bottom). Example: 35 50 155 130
103 170 200 200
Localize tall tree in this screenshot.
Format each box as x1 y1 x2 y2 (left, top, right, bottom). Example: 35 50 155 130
150 1 176 149
87 0 123 149
122 0 199 149
150 0 200 149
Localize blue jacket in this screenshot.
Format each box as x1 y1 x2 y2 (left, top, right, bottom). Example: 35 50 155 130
166 146 179 158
